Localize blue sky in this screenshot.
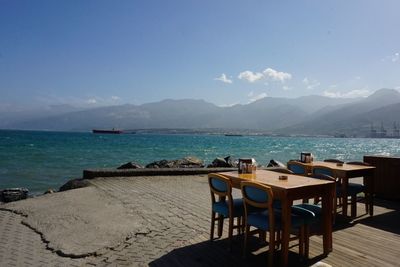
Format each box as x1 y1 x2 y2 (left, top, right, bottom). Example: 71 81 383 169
1 0 400 110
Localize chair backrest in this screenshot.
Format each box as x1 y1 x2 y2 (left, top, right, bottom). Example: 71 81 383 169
311 173 337 182
208 173 232 204
324 159 344 164
265 167 294 174
241 181 274 210
346 161 370 166
287 160 308 175
312 165 335 177
241 181 276 234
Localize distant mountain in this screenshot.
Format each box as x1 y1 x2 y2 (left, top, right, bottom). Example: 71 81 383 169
279 89 400 136
3 88 400 137
0 104 84 129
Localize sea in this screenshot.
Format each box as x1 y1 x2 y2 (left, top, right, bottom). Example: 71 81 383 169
1 130 399 195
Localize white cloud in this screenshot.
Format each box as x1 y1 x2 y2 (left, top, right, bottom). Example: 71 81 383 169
214 73 233 84
111 96 121 101
303 77 320 90
282 85 291 91
87 98 97 104
323 89 371 98
218 102 239 107
238 68 292 83
248 92 267 103
382 52 399 62
238 71 264 83
392 52 399 62
263 68 292 82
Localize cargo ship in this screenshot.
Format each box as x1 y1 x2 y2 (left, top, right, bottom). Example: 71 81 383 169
92 129 123 134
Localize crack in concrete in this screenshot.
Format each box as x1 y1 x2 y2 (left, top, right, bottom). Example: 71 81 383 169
0 207 154 260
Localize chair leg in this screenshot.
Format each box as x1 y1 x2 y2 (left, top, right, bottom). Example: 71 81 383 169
304 225 310 259
299 226 304 257
240 216 245 234
228 216 234 250
259 231 266 243
243 225 250 258
351 195 357 218
268 229 275 267
236 217 241 235
210 211 216 240
217 214 224 237
276 231 281 250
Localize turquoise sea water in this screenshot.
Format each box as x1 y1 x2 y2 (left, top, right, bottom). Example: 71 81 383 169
1 130 400 194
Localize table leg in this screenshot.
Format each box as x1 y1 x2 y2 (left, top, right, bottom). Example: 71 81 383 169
341 177 349 217
364 171 374 216
281 198 292 267
321 184 334 254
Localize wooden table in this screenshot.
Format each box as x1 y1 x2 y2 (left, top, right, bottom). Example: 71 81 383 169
302 161 376 217
217 170 335 267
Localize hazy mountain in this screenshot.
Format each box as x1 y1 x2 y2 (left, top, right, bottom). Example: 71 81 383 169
279 89 400 136
0 104 84 129
5 95 352 131
3 88 400 137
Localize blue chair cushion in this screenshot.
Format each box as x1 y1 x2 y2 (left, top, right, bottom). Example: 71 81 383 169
336 183 364 196
212 198 244 217
247 209 304 231
313 168 334 176
347 183 364 195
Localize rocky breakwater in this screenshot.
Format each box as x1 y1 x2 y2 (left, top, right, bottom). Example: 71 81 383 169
83 156 239 179
116 156 238 169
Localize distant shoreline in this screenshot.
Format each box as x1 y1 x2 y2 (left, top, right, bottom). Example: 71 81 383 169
2 128 400 139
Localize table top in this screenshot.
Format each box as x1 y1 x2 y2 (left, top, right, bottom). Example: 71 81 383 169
220 169 334 190
302 161 376 171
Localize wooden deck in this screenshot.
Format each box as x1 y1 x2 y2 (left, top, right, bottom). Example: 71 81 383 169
150 198 400 267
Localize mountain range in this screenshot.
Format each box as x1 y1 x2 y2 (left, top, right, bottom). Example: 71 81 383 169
2 88 400 137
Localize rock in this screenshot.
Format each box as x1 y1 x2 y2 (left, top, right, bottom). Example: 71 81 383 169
1 188 29 202
59 178 90 192
117 162 144 169
146 157 204 168
146 159 170 168
44 188 56 194
267 159 286 168
224 156 238 167
207 156 237 168
176 156 204 168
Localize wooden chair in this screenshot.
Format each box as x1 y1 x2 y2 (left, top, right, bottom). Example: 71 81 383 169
208 173 244 248
265 166 294 174
346 161 370 217
241 181 309 265
287 161 308 175
297 172 338 224
312 165 335 177
313 165 364 217
324 159 344 164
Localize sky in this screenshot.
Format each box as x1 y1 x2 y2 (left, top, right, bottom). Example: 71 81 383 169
1 0 400 111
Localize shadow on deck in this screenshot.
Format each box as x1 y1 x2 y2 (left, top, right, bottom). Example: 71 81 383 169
150 198 400 267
